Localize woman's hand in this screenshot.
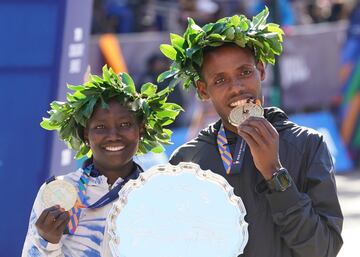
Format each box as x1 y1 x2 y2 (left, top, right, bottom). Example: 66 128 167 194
35 205 70 244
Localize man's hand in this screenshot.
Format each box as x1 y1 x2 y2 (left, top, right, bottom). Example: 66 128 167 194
35 205 70 244
237 116 282 180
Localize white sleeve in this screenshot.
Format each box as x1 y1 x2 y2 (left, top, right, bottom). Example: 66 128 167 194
21 184 65 257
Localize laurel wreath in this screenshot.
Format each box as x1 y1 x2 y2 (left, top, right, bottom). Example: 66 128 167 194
158 7 284 90
41 65 182 159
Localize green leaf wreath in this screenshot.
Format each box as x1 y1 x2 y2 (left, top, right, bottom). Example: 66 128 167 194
41 65 183 159
158 7 284 90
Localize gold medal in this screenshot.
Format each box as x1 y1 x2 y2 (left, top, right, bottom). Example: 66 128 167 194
42 179 78 211
229 99 264 126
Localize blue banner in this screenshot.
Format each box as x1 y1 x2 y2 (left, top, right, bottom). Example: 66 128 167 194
290 111 353 173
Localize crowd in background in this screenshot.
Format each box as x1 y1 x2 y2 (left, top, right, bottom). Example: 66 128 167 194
91 0 358 34
91 0 359 112
90 0 360 166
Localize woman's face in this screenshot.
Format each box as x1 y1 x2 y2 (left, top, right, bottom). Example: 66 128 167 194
84 99 143 173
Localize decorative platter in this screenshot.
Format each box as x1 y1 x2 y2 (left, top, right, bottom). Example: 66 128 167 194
107 162 248 257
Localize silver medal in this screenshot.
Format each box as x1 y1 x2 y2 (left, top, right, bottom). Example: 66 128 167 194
42 179 78 211
229 101 264 126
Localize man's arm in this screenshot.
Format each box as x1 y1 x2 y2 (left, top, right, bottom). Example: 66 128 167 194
237 116 343 257
266 134 343 257
169 148 185 165
169 141 201 165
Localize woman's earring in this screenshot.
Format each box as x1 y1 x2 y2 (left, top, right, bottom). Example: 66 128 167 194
85 141 89 147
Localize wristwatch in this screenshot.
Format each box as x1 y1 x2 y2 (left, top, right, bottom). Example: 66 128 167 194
266 168 292 192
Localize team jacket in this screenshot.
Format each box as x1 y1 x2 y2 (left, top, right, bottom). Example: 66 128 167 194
170 107 343 257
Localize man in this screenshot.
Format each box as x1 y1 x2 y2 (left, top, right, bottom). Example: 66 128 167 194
158 7 343 257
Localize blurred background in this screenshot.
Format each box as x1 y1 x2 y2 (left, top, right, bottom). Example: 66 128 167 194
0 0 359 256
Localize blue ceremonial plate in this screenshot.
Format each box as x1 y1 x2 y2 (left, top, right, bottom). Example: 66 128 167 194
107 162 248 257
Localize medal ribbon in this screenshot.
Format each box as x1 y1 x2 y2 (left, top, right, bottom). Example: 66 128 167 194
217 123 246 175
67 164 142 234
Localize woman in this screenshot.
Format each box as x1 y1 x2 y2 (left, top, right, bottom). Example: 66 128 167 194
22 66 181 256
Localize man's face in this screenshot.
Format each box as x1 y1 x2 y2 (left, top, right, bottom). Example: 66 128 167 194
196 45 265 131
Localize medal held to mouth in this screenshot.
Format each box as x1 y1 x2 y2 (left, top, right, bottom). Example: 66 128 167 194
41 179 78 211
229 99 264 126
